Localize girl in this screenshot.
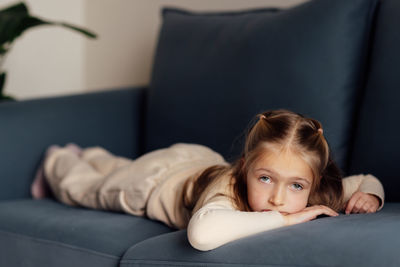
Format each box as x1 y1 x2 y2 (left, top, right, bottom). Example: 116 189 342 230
31 109 385 251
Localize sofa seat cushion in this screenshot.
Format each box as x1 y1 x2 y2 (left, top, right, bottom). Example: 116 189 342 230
146 0 379 171
0 199 172 267
121 203 400 267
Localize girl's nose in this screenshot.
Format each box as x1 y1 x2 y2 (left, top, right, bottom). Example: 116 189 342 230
269 185 285 206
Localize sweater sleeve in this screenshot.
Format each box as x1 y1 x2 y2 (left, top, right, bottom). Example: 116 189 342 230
187 195 286 251
342 174 385 211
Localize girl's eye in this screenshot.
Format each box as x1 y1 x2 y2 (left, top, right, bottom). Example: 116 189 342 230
259 176 272 183
291 183 303 191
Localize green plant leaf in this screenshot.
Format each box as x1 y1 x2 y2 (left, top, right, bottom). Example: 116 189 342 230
0 72 16 101
0 72 6 92
0 94 15 101
0 2 97 53
0 2 28 16
58 22 97 39
0 2 30 46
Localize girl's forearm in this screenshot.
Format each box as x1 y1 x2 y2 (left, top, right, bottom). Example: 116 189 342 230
187 206 285 251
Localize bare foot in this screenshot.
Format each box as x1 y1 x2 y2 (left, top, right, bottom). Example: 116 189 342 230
31 145 60 199
31 165 51 199
46 145 61 157
65 143 83 156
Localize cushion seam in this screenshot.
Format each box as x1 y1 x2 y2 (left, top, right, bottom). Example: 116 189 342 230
120 259 331 267
0 229 120 260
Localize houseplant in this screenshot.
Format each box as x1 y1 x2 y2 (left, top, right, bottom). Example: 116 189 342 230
0 2 97 101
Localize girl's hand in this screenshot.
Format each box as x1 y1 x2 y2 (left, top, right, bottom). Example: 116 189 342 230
282 205 339 226
344 191 380 214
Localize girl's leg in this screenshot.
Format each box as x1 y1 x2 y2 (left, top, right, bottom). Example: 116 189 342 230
32 144 126 212
64 143 83 157
41 146 105 209
31 145 61 199
81 146 132 176
32 143 84 199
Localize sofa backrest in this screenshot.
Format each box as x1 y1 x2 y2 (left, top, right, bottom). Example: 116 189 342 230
348 0 400 202
145 0 379 173
0 88 144 200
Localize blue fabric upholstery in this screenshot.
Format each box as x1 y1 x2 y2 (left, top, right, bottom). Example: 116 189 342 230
121 203 400 267
348 0 400 202
1 0 400 266
0 87 146 200
0 199 172 267
146 0 379 172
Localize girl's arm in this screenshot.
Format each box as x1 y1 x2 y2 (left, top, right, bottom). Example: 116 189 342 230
342 174 385 213
188 174 385 251
187 195 286 251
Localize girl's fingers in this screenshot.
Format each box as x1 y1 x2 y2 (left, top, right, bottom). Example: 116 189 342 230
352 198 367 213
306 206 338 221
346 192 380 214
345 192 363 214
318 205 339 216
285 205 339 225
307 205 338 216
362 202 371 213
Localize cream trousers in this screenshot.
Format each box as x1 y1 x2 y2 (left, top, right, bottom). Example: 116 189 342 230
43 143 226 217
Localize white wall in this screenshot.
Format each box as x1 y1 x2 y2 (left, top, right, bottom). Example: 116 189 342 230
1 0 307 100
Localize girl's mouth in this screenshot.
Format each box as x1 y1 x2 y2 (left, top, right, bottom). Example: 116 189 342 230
262 209 272 212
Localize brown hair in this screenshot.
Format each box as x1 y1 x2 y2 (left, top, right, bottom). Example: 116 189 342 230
183 109 344 213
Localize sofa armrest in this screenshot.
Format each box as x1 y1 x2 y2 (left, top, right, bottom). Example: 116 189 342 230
0 86 147 200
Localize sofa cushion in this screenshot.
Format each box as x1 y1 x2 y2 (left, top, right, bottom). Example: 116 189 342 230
0 199 172 267
348 0 400 201
146 0 379 171
120 204 400 267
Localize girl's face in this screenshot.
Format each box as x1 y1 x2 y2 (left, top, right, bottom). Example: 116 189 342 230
246 146 314 215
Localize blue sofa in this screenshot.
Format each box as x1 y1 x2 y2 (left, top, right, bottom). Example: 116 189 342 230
1 0 400 266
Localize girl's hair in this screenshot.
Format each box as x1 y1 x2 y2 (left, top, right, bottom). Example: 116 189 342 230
182 109 344 213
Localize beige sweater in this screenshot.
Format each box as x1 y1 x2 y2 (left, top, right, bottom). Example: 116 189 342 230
43 143 385 252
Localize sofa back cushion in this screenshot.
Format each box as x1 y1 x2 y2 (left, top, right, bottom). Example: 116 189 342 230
145 0 378 171
0 88 144 200
348 0 400 201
